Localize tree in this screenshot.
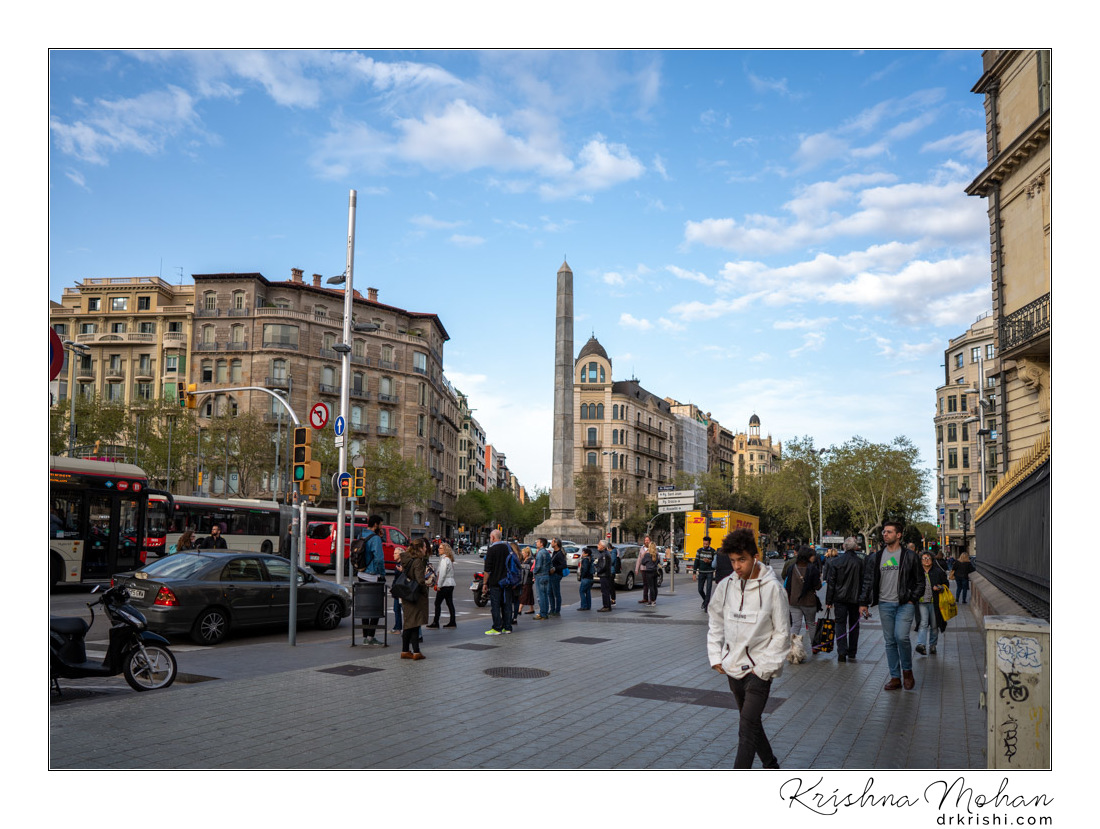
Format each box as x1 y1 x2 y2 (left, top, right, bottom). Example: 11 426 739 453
827 435 931 545
761 436 829 543
574 466 607 527
121 396 199 492
454 491 490 537
359 441 435 517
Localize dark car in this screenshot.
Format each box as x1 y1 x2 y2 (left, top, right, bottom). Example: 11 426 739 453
112 551 352 645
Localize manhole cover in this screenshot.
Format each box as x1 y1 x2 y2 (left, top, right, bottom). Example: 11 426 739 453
452 643 497 651
484 667 550 679
318 664 383 677
560 636 611 645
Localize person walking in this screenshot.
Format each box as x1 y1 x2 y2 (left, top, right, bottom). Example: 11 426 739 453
915 551 948 656
356 514 388 646
859 521 923 691
505 542 522 625
951 551 974 604
548 539 567 616
641 540 660 605
825 537 864 663
693 535 717 611
532 538 552 620
707 528 789 770
398 538 430 660
481 529 512 635
427 542 457 629
577 547 594 610
516 546 536 616
785 546 822 655
595 540 614 612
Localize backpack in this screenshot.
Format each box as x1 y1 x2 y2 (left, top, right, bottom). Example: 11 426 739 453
612 552 621 574
501 552 521 587
350 537 367 571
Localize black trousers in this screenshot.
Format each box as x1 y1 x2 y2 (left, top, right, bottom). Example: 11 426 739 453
643 571 659 602
401 627 421 653
432 586 456 624
599 575 613 608
727 673 779 769
832 602 861 658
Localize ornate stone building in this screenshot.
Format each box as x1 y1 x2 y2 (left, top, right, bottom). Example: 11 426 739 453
731 413 782 488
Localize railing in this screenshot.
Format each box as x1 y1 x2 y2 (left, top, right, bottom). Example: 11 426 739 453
319 348 340 361
428 499 445 512
225 341 249 351
412 365 428 376
227 308 250 317
377 426 398 437
265 376 290 387
378 393 399 404
195 308 220 318
634 419 668 440
257 307 311 321
75 365 96 378
999 292 1050 353
262 340 298 351
350 387 369 400
318 383 339 395
194 342 220 351
351 354 370 366
635 444 668 461
429 437 444 452
583 439 601 448
379 360 400 371
163 332 188 344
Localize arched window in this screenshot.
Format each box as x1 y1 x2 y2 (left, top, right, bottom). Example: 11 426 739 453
272 359 287 381
352 372 364 392
201 360 213 383
381 345 394 365
587 452 597 466
203 291 217 311
322 366 335 386
612 404 619 420
202 325 215 344
588 362 598 382
379 409 391 429
600 365 605 383
579 404 587 420
323 332 336 350
232 291 246 310
351 406 362 427
596 403 604 419
380 376 393 398
230 324 245 344
587 427 597 445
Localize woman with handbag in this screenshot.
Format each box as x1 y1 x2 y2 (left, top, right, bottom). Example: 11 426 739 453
915 551 948 655
397 538 430 660
951 552 974 604
786 546 822 656
641 541 660 605
427 543 457 629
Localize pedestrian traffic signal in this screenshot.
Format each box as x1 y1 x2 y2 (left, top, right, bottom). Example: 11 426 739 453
176 382 186 407
185 383 198 409
293 427 312 484
353 467 366 499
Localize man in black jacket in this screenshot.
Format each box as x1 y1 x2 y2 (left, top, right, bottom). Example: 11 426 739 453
595 541 614 612
825 537 864 664
481 529 512 635
859 521 923 691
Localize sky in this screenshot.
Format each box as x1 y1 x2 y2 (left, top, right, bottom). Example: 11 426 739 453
49 48 998 515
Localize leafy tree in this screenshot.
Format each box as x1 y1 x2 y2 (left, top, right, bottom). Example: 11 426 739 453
574 466 608 526
454 491 490 535
52 394 130 457
122 396 199 492
517 488 549 538
358 441 435 516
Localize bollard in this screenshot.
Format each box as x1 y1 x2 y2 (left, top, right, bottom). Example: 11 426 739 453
984 615 1050 769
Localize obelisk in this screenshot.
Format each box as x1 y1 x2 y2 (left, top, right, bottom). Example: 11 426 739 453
532 260 592 543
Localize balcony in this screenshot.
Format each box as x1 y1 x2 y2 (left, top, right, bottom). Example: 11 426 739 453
261 340 298 351
378 393 399 404
634 419 668 440
429 437 444 452
379 359 400 372
195 308 220 318
75 331 158 346
430 468 444 481
350 387 369 400
999 292 1050 356
318 383 339 396
194 342 220 351
319 348 340 361
75 365 96 379
227 307 250 317
377 426 398 438
265 376 291 389
636 444 668 462
105 363 125 379
257 307 311 322
163 332 188 346
351 354 370 367
134 364 155 380
583 439 601 449
225 341 249 351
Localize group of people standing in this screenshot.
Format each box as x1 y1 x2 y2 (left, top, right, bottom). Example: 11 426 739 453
481 532 576 633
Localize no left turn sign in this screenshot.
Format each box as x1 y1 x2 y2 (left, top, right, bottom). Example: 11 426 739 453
309 402 330 430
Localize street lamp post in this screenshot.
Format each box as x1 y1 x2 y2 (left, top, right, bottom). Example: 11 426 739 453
63 340 90 457
816 447 827 547
958 481 971 557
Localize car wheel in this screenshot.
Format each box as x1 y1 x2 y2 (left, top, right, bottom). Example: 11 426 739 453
625 572 635 590
316 598 343 630
124 644 177 691
310 566 328 574
260 539 273 554
191 608 229 645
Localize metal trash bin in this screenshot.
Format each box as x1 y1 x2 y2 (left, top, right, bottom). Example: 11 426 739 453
352 581 388 647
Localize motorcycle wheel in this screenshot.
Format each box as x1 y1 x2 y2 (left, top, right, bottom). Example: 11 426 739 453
473 590 489 608
124 643 177 692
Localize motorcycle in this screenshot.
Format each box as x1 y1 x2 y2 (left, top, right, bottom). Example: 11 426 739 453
50 584 178 695
469 571 489 607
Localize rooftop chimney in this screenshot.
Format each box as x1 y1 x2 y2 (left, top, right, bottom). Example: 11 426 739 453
291 268 304 283
367 287 379 302
312 273 321 287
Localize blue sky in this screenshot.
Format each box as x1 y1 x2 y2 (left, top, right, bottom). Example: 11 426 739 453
49 49 994 512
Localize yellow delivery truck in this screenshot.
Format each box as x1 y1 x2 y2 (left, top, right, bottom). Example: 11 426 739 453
683 510 760 569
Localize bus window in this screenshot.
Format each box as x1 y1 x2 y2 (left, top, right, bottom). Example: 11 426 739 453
51 494 83 539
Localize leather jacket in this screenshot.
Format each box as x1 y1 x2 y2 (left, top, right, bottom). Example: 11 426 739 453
825 551 864 605
859 546 923 606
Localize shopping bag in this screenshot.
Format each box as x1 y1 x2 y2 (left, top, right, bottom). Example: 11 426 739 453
939 587 958 621
812 609 835 654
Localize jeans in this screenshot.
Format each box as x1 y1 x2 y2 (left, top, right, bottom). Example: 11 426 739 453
917 601 939 649
535 575 550 616
878 600 916 677
727 673 779 769
832 602 861 658
578 578 593 609
549 573 563 614
697 572 714 608
432 586 455 625
955 578 970 603
789 604 817 651
489 585 512 632
643 571 659 602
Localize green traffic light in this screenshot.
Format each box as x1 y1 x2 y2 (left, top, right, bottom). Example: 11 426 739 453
293 466 306 481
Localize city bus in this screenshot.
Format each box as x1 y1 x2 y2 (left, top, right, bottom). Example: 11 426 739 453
149 493 286 554
50 456 172 587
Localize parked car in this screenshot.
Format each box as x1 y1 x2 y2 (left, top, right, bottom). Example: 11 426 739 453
563 545 583 569
112 550 352 646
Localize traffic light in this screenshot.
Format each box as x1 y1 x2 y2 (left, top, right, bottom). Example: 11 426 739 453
339 474 351 498
185 384 198 409
293 427 312 486
353 467 366 500
176 382 186 407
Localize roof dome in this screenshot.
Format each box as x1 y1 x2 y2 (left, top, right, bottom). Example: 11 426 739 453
749 413 761 426
577 335 610 363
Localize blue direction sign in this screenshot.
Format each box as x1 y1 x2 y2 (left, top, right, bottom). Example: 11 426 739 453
334 416 346 437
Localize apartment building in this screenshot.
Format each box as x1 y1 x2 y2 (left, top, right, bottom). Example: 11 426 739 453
731 414 782 488
707 417 735 485
666 399 709 477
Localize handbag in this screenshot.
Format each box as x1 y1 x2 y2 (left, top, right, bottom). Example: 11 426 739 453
812 608 835 654
391 568 420 602
562 567 570 577
938 587 958 621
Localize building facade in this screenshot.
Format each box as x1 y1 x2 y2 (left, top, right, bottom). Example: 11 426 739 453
573 336 675 541
934 312 999 554
731 413 782 488
965 49 1051 619
707 417 735 485
667 400 709 478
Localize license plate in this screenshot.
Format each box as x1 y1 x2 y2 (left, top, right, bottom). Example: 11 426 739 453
128 588 146 600
469 581 481 590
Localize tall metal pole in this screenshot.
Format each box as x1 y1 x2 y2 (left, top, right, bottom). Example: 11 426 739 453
334 189 357 587
166 414 174 495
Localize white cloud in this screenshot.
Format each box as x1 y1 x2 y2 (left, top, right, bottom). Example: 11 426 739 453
449 234 485 247
619 313 653 331
788 331 826 358
666 265 715 286
538 136 645 199
411 214 466 229
773 317 836 331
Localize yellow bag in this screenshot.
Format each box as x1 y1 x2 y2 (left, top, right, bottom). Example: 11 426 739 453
939 587 958 621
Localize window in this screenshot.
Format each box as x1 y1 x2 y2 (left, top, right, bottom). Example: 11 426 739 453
418 383 427 406
986 343 995 360
612 454 619 470
960 395 969 412
353 372 364 392
105 381 123 402
381 345 394 365
230 360 242 383
380 376 393 398
108 354 123 373
80 322 96 335
138 296 151 311
948 477 958 499
379 409 391 430
947 448 958 469
201 361 213 383
88 297 101 311
351 406 362 427
587 453 597 466
418 414 426 437
947 423 957 442
271 359 287 381
322 366 335 386
954 353 963 369
971 347 981 363
216 360 227 384
233 291 246 310
323 332 336 351
54 323 68 337
139 321 155 334
203 292 217 311
263 324 299 347
587 427 597 445
136 382 153 400
947 396 957 413
111 322 127 334
202 325 215 344
353 339 364 358
596 403 604 419
961 422 970 442
165 355 178 373
168 321 182 333
962 447 970 469
612 404 619 420
413 352 428 374
110 297 127 312
138 355 152 374
231 325 245 344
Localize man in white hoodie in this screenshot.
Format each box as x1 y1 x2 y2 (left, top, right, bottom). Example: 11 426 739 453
707 528 790 769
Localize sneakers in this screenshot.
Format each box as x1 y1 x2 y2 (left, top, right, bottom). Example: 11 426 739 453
503 629 512 634
484 629 502 636
915 644 926 655
929 646 937 655
364 637 381 646
443 622 456 628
